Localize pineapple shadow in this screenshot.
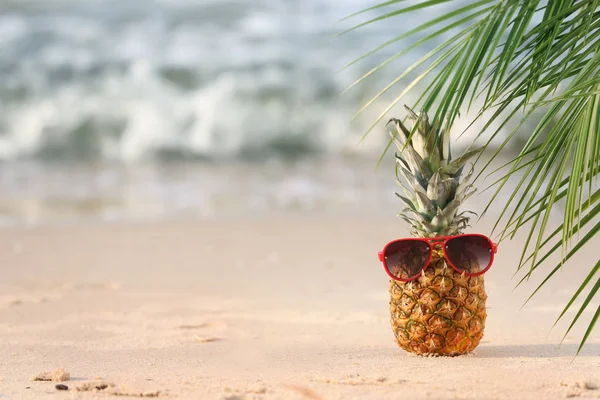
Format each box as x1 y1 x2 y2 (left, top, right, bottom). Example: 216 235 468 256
474 343 600 358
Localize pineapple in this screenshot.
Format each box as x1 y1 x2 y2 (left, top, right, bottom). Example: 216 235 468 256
386 106 487 356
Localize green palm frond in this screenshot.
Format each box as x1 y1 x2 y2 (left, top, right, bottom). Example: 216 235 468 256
340 0 600 354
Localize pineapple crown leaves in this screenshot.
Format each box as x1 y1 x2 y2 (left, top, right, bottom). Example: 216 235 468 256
388 105 483 236
427 171 457 207
386 106 484 180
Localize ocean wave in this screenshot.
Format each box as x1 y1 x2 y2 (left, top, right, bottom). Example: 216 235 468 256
0 0 512 163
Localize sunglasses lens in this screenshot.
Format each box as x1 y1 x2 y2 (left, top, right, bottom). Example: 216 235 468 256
384 240 430 280
445 235 492 274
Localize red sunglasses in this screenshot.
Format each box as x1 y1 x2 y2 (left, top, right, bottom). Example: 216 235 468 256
378 234 497 282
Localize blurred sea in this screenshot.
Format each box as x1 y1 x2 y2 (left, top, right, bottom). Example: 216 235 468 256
0 0 527 226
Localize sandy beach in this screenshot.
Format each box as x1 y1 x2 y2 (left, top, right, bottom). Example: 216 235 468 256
3 0 600 398
0 217 598 400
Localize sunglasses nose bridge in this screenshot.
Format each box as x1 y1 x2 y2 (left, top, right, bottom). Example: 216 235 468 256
428 238 445 245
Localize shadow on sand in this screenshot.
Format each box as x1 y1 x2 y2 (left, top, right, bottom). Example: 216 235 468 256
474 342 600 358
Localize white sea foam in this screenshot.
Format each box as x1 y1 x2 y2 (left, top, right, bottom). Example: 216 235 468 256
0 0 516 162
0 0 542 225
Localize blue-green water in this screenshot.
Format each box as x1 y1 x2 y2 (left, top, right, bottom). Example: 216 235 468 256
0 0 503 162
0 0 528 225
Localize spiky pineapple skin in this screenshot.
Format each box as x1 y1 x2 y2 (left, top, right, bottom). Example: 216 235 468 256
388 247 487 356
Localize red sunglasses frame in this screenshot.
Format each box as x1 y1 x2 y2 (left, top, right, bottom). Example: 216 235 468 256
377 234 498 282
